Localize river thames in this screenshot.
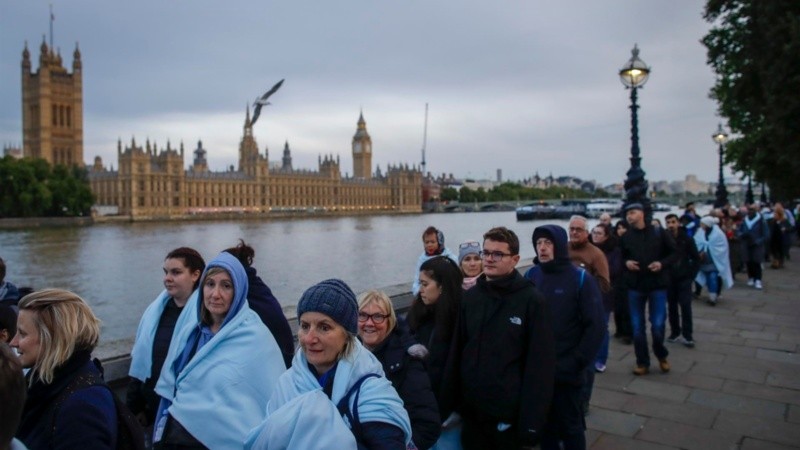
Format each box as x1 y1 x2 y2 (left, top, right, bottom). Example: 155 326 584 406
0 210 674 342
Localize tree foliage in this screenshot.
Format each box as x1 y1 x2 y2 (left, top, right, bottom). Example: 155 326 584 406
454 183 601 203
0 157 94 218
702 0 800 199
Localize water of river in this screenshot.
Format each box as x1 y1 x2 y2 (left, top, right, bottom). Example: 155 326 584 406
1 209 678 342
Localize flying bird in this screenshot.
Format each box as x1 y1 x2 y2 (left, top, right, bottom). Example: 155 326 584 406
251 79 285 126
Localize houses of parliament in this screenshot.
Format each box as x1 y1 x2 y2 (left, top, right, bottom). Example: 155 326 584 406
16 38 422 219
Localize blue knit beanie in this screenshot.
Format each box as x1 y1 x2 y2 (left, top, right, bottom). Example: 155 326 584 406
297 279 358 334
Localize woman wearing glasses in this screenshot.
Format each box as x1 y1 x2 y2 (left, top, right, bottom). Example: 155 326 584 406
457 241 483 290
357 290 441 450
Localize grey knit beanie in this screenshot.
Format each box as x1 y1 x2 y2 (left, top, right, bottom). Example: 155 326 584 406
297 279 358 334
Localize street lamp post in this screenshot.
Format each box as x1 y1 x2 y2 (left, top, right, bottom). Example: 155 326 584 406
712 123 729 208
745 173 754 205
619 44 652 218
760 182 768 205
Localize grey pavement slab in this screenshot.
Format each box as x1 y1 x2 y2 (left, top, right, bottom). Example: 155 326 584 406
687 389 786 418
622 395 718 428
722 379 800 406
584 408 646 437
768 372 800 391
690 361 767 384
740 438 800 450
625 378 692 402
788 405 800 425
589 387 633 410
745 338 797 352
659 372 726 391
740 330 780 341
591 433 679 450
635 417 741 450
757 348 800 365
713 410 800 448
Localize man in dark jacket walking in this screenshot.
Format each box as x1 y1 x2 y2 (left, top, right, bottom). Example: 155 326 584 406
526 225 604 450
665 214 700 348
619 203 679 375
456 226 556 450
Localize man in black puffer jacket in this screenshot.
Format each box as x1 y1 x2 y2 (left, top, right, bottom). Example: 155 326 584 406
455 227 555 450
525 225 604 450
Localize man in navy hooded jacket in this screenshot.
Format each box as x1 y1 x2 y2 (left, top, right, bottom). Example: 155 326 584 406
525 225 604 450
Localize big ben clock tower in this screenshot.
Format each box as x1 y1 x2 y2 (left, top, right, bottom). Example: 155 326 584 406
352 111 372 179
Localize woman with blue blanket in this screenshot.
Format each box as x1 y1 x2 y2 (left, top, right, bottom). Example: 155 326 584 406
246 279 411 450
127 247 205 432
694 216 733 304
153 252 286 449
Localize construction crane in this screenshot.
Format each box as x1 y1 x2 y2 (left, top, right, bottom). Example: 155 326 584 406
420 103 428 175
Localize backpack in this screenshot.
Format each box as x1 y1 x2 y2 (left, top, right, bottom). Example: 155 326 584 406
48 358 146 450
524 266 586 292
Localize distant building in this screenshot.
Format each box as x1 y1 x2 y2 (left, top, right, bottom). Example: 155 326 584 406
3 145 22 159
20 39 83 166
89 112 422 219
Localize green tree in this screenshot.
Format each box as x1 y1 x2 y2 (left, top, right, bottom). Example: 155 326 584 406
702 0 800 199
440 187 459 202
459 186 475 203
0 157 94 218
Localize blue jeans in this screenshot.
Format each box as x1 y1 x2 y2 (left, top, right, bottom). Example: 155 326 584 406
628 289 669 367
595 311 611 365
700 268 720 295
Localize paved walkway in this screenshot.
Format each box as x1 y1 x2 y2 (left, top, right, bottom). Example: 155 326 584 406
586 247 800 450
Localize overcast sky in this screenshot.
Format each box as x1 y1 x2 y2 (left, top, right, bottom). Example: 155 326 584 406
1 1 732 185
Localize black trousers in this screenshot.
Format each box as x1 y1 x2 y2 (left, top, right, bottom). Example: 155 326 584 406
613 286 632 337
541 384 586 450
746 261 762 281
461 416 522 450
667 278 693 340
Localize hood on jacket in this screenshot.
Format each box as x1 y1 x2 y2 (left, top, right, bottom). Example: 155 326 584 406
198 252 249 330
532 225 570 268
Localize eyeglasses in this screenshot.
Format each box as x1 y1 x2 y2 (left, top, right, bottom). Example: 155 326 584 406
569 227 587 233
358 312 389 324
459 241 481 251
479 250 513 260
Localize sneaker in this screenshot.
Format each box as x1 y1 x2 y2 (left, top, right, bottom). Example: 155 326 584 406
594 362 607 373
683 340 695 348
747 278 755 287
755 280 763 290
658 358 671 373
667 334 681 343
633 365 649 376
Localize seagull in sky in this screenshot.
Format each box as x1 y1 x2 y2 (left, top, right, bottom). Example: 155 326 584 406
251 79 285 126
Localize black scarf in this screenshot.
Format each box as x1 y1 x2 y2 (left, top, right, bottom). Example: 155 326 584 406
17 348 93 438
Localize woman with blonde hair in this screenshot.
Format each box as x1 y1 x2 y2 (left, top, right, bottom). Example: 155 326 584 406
12 289 118 449
358 290 441 449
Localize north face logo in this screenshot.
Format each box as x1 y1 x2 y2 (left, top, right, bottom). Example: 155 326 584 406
509 316 522 325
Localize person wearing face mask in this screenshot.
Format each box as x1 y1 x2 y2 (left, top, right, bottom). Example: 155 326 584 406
127 247 205 436
357 290 441 450
457 241 483 290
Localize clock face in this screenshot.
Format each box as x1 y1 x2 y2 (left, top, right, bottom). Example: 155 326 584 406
354 141 362 153
364 142 371 153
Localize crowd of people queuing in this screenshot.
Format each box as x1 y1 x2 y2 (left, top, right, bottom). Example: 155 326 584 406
0 199 796 450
